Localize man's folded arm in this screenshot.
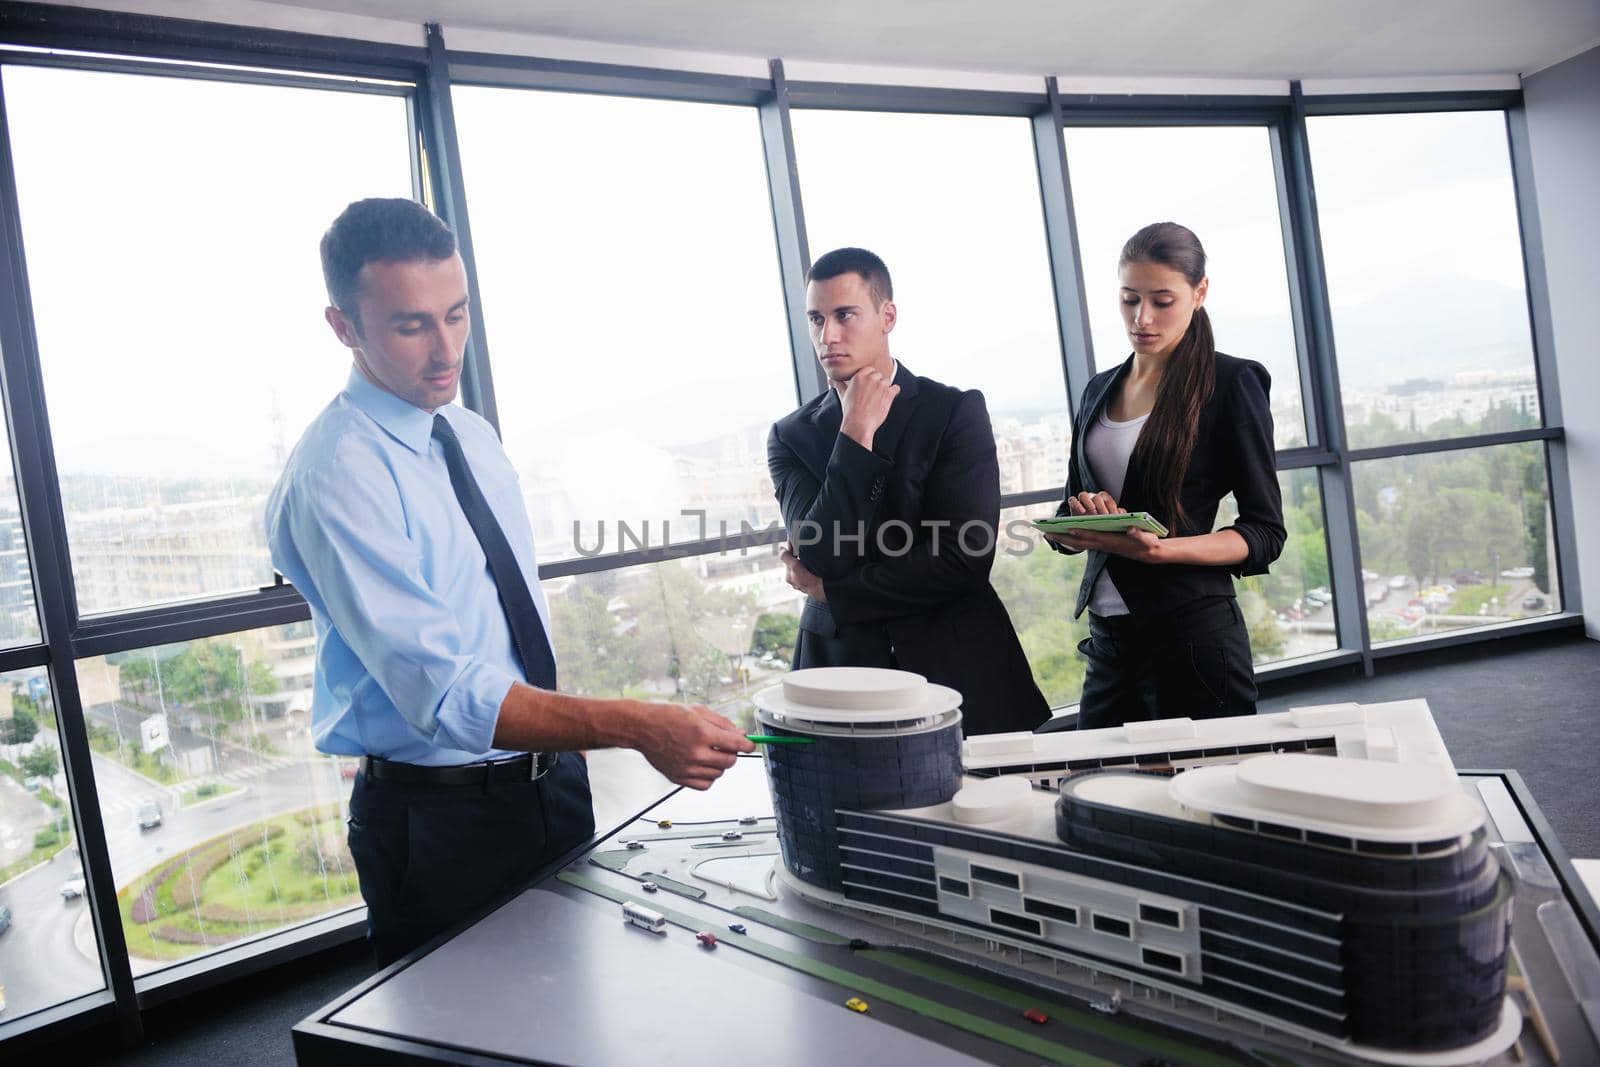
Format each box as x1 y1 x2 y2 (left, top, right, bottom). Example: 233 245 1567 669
767 422 893 579
823 391 1000 625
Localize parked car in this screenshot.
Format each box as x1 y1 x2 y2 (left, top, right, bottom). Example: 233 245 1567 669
1523 593 1546 610
1451 569 1486 585
0 905 12 935
136 801 163 831
60 867 86 901
1388 575 1410 590
1501 566 1535 579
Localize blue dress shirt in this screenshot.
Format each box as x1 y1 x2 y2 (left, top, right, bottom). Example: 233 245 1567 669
266 368 554 766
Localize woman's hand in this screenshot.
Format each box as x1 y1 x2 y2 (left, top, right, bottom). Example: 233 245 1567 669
1042 492 1163 561
1066 491 1124 516
1059 527 1164 562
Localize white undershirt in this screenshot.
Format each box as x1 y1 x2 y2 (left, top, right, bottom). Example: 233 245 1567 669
1082 407 1151 617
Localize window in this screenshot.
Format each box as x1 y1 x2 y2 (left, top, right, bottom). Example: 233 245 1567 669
1307 111 1538 449
540 554 783 829
1141 946 1185 974
0 463 39 649
990 909 1043 936
1137 902 1182 929
1219 469 1339 664
451 87 796 562
1 65 414 615
0 667 106 1022
938 876 971 897
1091 912 1132 938
989 504 1089 708
792 109 1070 492
1352 442 1559 644
76 627 359 975
1024 898 1079 925
969 864 1021 890
1063 125 1308 448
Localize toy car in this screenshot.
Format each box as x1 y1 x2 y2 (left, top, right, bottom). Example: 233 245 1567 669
641 881 658 892
1021 1008 1049 1025
844 997 869 1013
722 830 743 840
622 901 666 933
727 922 747 934
625 841 646 850
738 816 758 825
695 931 717 948
656 819 672 828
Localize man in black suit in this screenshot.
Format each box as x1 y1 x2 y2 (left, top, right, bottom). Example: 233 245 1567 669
766 248 1049 736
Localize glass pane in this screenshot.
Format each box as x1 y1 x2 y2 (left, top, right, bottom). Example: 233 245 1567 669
541 553 788 830
1352 442 1559 644
0 464 40 649
792 110 1072 493
0 667 106 1022
1307 111 1538 448
988 503 1088 709
453 88 796 563
1216 468 1339 664
78 624 359 975
2 65 414 615
1063 126 1307 449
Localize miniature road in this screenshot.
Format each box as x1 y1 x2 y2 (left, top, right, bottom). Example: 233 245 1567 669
555 859 1262 1067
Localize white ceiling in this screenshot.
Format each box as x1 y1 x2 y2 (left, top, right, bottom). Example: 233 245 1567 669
252 0 1600 80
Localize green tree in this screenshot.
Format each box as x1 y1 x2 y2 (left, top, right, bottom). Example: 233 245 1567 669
750 612 799 661
548 580 638 698
21 742 60 779
3 698 39 745
117 642 274 723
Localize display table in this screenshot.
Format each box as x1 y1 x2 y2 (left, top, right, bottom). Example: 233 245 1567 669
294 759 1600 1067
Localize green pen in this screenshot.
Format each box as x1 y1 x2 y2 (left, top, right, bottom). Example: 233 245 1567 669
746 734 815 745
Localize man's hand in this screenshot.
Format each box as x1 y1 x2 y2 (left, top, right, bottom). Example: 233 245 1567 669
632 702 755 790
837 368 900 452
779 542 826 602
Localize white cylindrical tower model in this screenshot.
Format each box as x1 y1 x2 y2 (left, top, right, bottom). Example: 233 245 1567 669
753 668 964 892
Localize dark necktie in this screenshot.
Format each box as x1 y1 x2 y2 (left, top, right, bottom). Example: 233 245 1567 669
432 414 558 691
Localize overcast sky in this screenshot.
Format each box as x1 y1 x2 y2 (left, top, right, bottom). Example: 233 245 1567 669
0 64 1535 499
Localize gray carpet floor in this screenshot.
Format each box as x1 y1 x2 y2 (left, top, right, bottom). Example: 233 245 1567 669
38 631 1600 1065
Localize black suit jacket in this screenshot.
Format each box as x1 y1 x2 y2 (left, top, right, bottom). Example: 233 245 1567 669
1059 352 1286 619
767 363 1049 735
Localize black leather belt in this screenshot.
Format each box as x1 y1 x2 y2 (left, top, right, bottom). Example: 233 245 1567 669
359 751 558 786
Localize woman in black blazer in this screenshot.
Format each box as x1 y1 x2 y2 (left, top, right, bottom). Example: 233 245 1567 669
1045 222 1285 729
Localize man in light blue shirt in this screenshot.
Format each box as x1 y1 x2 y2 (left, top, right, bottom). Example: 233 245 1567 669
267 198 752 964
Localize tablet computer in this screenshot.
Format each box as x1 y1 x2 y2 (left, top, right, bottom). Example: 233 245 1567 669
1031 512 1170 538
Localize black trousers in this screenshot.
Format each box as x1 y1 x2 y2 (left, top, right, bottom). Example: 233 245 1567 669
1076 596 1258 731
346 753 593 966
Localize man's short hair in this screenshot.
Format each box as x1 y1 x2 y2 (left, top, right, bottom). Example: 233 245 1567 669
320 198 457 334
806 247 893 307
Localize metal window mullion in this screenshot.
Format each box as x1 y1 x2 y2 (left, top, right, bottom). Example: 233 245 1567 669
759 59 823 406
1505 104 1580 615
0 68 141 1044
419 23 499 433
1284 82 1371 673
1268 113 1324 452
1034 77 1095 422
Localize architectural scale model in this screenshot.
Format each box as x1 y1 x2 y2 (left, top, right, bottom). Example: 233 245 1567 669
753 667 1521 1066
